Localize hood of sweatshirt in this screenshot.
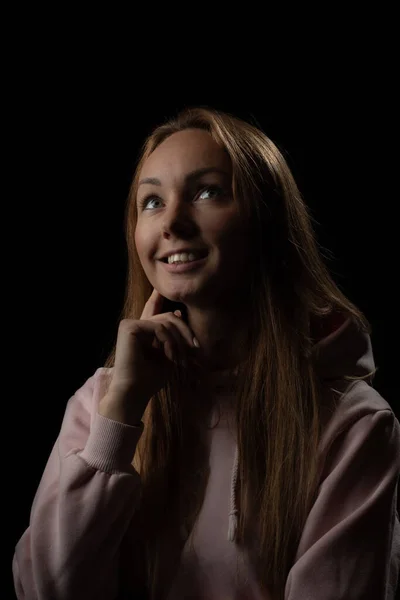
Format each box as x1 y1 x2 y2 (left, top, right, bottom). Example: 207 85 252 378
226 312 376 543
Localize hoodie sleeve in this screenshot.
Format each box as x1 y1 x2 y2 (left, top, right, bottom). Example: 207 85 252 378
284 408 400 600
12 368 145 600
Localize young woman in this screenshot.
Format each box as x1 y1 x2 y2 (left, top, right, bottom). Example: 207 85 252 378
13 107 400 600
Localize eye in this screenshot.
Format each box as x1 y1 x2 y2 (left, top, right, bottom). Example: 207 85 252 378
138 195 161 210
138 185 225 211
198 185 223 200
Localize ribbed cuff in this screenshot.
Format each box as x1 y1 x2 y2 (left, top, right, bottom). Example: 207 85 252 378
79 411 144 474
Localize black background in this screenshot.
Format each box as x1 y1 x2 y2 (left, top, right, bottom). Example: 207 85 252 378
6 36 398 598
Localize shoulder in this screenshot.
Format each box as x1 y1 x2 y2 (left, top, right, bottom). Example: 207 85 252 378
319 379 400 461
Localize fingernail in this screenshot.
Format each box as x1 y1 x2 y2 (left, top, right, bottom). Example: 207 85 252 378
174 310 182 318
193 337 200 348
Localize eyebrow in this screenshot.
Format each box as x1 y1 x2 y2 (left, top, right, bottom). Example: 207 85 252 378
138 167 230 187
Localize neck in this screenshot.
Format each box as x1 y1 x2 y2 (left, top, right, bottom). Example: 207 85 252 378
183 301 251 373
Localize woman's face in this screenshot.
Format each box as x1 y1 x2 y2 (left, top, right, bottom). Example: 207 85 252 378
135 128 252 308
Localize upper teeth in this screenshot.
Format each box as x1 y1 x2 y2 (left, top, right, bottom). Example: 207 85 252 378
168 252 198 264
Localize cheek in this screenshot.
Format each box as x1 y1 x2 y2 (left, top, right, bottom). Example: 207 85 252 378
134 225 149 260
213 215 249 251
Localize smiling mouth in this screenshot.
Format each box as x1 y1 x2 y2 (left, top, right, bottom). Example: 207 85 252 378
160 250 209 263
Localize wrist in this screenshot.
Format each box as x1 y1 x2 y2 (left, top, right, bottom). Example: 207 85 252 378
99 392 145 427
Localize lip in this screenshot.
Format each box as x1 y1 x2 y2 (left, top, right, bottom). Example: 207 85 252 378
158 255 208 273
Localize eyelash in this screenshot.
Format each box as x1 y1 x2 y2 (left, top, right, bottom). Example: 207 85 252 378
138 185 224 210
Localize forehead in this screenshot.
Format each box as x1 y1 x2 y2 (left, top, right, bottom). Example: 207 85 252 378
139 128 232 181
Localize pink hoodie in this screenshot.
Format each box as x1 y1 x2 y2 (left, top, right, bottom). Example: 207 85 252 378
13 315 400 599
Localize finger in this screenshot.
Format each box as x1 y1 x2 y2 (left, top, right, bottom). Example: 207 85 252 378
141 288 165 320
167 312 198 349
151 311 197 350
164 316 189 366
154 324 178 363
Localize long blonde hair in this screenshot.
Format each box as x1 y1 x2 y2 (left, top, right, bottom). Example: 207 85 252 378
104 107 375 599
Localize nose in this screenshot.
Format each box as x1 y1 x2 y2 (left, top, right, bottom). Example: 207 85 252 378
161 194 197 238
